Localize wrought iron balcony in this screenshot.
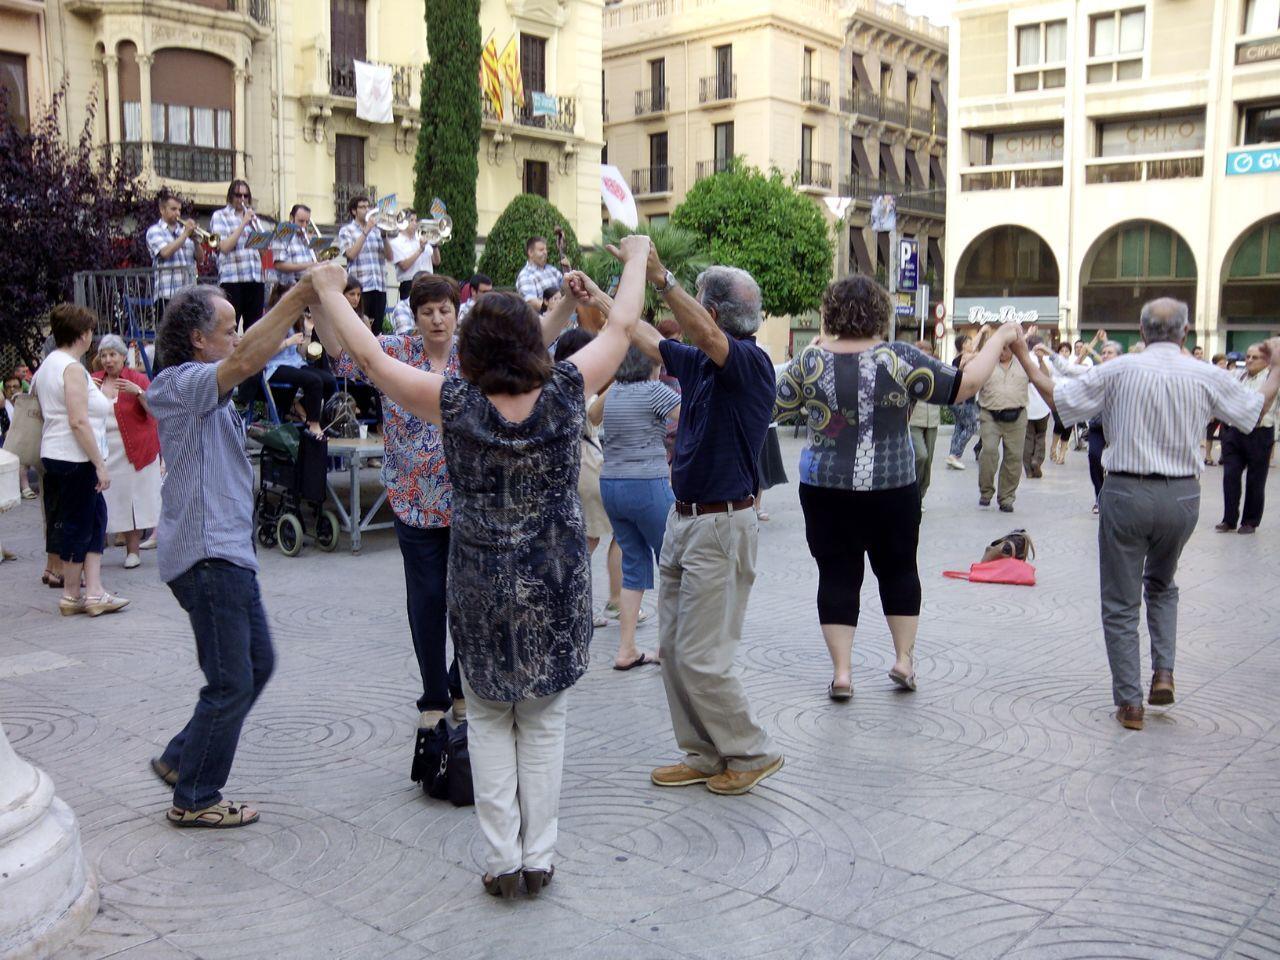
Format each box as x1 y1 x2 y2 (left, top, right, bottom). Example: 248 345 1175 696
798 159 832 189
801 76 831 107
695 157 733 181
630 166 673 195
334 181 377 223
839 174 946 215
840 89 881 117
698 74 737 104
516 95 577 134
111 142 237 183
635 87 669 116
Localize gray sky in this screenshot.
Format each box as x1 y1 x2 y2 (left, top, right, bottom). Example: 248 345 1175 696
900 0 954 25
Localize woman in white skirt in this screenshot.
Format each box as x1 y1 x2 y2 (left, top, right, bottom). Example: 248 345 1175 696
92 336 162 568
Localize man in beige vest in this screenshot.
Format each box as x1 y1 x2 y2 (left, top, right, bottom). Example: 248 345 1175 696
977 334 1030 512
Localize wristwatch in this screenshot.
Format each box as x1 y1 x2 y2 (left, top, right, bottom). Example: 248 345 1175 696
654 269 677 295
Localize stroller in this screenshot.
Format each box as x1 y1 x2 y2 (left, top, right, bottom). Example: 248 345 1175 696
253 424 341 556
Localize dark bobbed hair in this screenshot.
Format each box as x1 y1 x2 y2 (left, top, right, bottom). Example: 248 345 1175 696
409 274 460 314
347 194 369 216
155 286 230 371
458 292 552 395
614 344 657 382
469 273 493 288
821 275 890 339
49 303 98 347
226 179 251 204
552 326 595 364
344 277 363 296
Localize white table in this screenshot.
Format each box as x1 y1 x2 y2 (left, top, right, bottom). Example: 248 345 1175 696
326 437 394 553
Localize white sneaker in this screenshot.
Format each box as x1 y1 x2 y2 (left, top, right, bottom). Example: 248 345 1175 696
138 536 157 550
946 455 966 470
124 553 141 569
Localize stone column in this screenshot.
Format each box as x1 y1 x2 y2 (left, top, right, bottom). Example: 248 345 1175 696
0 725 98 959
137 53 155 177
103 54 121 161
234 67 247 179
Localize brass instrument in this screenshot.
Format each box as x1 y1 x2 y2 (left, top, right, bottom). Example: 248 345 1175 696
308 220 340 261
193 225 221 251
417 214 453 245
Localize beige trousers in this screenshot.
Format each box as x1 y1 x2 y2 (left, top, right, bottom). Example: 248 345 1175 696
657 505 779 773
978 409 1028 508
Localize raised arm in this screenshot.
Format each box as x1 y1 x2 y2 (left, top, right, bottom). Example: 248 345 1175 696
216 278 315 396
954 322 1021 403
1010 329 1059 411
639 245 729 366
540 274 579 348
567 236 649 397
309 263 444 425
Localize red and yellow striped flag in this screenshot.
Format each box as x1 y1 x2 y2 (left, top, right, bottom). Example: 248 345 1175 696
480 38 503 119
498 35 524 109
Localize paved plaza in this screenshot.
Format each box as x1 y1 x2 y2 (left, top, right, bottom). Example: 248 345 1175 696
2 432 1278 960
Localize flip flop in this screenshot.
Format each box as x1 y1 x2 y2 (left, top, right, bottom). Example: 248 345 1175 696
888 668 917 692
828 681 853 701
613 653 656 671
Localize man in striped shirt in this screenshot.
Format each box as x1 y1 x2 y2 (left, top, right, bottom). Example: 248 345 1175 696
1014 299 1280 731
145 190 198 318
515 236 564 311
338 195 391 332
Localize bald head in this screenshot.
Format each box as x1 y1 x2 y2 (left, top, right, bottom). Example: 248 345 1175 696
1139 298 1189 345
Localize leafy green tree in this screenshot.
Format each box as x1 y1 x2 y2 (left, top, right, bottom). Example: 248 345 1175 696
476 194 582 287
581 221 712 321
414 0 481 281
672 161 834 316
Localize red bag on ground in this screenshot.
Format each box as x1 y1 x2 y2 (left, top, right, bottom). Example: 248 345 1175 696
943 557 1036 586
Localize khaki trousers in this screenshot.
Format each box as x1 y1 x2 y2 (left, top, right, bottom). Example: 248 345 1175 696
978 409 1028 508
657 505 779 773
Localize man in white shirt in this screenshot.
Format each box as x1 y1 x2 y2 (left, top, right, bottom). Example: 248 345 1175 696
388 209 440 301
1014 298 1280 731
1216 342 1279 535
1021 334 1052 478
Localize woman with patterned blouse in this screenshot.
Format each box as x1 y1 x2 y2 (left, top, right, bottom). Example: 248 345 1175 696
775 275 1018 700
311 238 651 900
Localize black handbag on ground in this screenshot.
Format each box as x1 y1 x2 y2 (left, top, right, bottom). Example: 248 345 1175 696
411 719 474 807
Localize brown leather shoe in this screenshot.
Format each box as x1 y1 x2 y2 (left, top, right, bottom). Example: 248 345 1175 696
706 756 785 796
1149 670 1175 706
1214 522 1236 532
1115 704 1144 730
1239 524 1257 535
651 762 717 787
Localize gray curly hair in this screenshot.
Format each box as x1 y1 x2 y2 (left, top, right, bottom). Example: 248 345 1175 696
696 266 762 338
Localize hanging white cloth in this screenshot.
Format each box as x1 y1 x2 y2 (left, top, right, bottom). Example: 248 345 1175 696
354 60 394 124
600 164 639 229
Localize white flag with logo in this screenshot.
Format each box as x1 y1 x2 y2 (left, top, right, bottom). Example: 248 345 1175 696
600 164 638 229
354 60 394 124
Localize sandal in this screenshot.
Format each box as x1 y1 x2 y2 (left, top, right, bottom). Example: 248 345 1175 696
613 653 657 671
150 757 178 787
888 666 917 692
42 569 65 589
83 593 130 617
827 680 853 701
482 871 521 899
522 865 554 897
167 800 259 828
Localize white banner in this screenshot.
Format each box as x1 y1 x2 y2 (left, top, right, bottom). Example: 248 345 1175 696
600 164 639 229
354 60 394 124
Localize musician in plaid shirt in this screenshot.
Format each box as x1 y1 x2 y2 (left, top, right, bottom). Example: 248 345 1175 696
145 190 198 318
515 236 564 311
273 204 318 290
338 195 391 332
210 179 265 331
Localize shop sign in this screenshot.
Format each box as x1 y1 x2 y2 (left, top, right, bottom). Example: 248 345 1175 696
1226 145 1280 177
954 296 1060 325
990 127 1065 165
1237 37 1280 65
1098 113 1205 157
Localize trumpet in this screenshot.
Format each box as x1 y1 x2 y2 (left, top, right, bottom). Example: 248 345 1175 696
369 208 408 237
193 226 221 251
308 221 341 261
417 214 453 245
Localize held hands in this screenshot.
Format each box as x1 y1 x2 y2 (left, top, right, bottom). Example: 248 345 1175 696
308 262 348 296
565 270 602 306
605 234 653 265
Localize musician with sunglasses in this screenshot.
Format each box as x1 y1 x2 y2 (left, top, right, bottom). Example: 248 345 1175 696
210 179 266 332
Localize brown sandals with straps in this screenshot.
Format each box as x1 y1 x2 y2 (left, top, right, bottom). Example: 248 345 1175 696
167 800 260 828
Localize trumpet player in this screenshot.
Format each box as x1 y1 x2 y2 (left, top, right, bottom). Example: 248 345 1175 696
210 179 266 332
389 209 441 300
146 189 199 318
338 195 391 333
273 204 319 290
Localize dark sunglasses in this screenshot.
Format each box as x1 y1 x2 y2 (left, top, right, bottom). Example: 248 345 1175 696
233 191 252 198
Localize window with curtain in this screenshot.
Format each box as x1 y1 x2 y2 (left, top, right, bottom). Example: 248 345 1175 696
167 104 190 145
1089 9 1145 83
1014 20 1067 91
123 102 142 141
193 107 215 147
1244 0 1280 34
216 109 231 149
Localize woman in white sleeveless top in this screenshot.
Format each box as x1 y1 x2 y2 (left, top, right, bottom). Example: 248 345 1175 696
32 305 130 616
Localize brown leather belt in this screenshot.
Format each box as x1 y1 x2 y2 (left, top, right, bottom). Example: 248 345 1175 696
675 497 755 517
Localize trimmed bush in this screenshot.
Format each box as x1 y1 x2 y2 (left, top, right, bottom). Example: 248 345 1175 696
477 194 582 287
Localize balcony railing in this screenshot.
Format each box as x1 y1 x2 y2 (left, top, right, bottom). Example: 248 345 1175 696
839 89 948 138
635 87 669 115
696 157 733 180
1084 155 1203 184
630 166 673 195
801 76 831 107
329 59 417 108
960 166 1063 191
839 174 946 215
111 143 238 183
334 181 377 224
516 95 577 134
699 74 737 104
798 159 832 189
228 0 270 26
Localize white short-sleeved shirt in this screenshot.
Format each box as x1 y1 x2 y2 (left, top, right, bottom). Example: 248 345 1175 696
389 233 434 283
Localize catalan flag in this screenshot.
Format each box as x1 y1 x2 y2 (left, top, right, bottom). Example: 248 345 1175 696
480 37 503 119
498 35 524 109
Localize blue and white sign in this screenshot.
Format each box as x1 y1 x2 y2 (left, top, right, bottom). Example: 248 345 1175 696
897 237 919 293
531 92 558 118
1226 146 1280 177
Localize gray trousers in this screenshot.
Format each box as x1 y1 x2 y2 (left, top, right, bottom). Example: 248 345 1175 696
978 409 1028 507
658 506 779 773
910 425 937 501
1097 474 1199 706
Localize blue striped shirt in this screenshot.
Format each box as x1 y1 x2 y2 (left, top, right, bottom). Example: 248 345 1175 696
149 361 257 581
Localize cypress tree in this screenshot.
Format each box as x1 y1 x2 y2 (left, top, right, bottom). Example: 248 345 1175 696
414 0 481 282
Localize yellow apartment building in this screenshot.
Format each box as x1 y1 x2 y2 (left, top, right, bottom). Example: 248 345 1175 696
39 0 604 252
1 0 52 133
603 0 947 356
947 0 1280 355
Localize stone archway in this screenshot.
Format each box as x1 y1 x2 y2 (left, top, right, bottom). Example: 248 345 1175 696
1220 214 1280 354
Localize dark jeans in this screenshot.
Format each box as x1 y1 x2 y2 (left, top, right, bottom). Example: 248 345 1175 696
41 458 106 562
161 560 275 811
270 365 338 423
222 281 265 331
394 519 461 712
1088 422 1107 501
362 290 387 333
398 279 413 300
1221 425 1274 528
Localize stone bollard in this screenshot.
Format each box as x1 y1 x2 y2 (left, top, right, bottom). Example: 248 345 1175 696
0 724 99 959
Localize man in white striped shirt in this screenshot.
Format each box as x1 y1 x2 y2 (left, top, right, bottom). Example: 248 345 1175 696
1013 299 1280 731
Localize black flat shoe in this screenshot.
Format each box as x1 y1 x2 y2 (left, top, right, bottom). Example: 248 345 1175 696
482 871 521 899
522 865 554 897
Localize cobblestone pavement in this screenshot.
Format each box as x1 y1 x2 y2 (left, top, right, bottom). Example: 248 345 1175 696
2 433 1278 960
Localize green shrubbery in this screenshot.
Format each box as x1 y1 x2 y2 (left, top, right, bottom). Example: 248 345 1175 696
476 194 582 286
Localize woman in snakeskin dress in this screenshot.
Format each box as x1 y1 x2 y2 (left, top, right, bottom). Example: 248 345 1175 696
308 237 652 899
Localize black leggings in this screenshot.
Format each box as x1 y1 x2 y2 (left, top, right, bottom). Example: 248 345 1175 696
1052 411 1072 439
798 482 921 627
222 281 265 330
271 366 337 423
361 290 387 333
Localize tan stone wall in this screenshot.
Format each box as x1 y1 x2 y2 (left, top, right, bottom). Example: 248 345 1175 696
957 12 1007 98
1149 0 1214 75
